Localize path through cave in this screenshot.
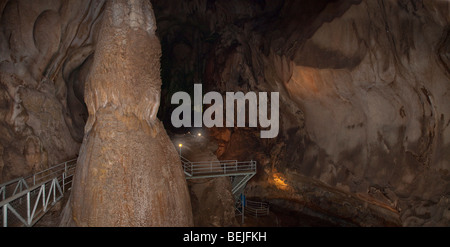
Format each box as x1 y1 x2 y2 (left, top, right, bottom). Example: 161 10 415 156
0 0 449 227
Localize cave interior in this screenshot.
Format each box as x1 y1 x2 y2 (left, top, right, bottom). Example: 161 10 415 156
0 0 449 227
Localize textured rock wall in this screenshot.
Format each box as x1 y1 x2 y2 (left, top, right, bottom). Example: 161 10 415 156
272 0 450 226
0 0 104 182
66 0 193 226
2 0 448 227
154 0 450 226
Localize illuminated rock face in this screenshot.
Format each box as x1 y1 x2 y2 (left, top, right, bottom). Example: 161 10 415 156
262 0 450 226
0 0 104 182
154 0 450 226
264 1 450 226
1 0 448 226
67 0 193 226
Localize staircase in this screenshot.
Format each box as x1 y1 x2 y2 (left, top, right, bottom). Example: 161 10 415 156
231 174 254 198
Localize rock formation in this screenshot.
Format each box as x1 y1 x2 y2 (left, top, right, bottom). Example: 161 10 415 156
0 0 104 182
0 0 193 227
154 0 450 226
1 0 449 227
66 0 193 226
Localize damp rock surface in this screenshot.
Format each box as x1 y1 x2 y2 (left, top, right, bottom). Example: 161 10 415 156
1 0 449 227
65 0 193 226
0 0 105 182
155 0 450 226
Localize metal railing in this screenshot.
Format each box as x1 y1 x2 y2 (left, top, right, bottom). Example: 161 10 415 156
245 200 270 217
0 159 77 227
181 156 256 178
0 159 77 201
180 156 258 224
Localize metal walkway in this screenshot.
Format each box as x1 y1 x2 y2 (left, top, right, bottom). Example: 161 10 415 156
181 155 256 196
181 155 258 222
0 159 77 227
0 155 258 226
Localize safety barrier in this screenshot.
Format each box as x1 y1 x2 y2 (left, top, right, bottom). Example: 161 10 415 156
0 155 263 226
181 155 259 223
245 200 270 217
181 156 256 178
0 159 77 227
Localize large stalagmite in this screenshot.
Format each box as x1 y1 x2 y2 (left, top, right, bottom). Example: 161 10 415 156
1 0 448 227
65 0 193 226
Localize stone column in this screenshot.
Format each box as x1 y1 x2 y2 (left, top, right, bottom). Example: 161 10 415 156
66 0 193 226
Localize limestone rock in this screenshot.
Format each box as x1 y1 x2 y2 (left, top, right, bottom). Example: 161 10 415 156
67 0 193 227
154 0 450 226
2 0 449 227
0 0 104 182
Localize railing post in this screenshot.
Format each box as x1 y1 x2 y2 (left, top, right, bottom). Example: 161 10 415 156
64 162 68 192
3 204 7 227
241 193 245 224
19 180 24 204
53 179 56 203
62 172 65 193
42 183 46 210
27 191 31 226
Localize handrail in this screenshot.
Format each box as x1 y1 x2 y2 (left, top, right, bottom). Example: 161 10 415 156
0 158 77 227
245 200 270 217
0 177 24 189
181 156 256 178
1 177 64 227
180 155 258 224
0 159 77 201
27 158 77 185
0 178 55 206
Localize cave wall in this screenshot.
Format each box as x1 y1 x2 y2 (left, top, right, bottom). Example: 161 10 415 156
274 0 450 226
0 0 103 182
154 0 450 226
1 0 448 227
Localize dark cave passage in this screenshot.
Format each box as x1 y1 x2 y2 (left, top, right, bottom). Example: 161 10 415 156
0 0 449 227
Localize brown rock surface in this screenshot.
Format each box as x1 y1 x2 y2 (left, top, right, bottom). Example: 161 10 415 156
65 0 193 226
154 0 450 226
1 0 449 227
0 0 104 182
